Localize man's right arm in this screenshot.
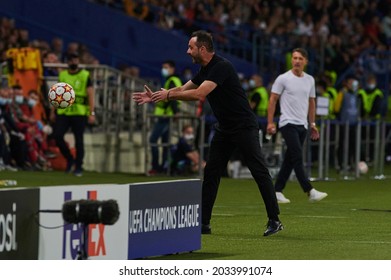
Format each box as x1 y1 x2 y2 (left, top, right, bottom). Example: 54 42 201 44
267 93 279 135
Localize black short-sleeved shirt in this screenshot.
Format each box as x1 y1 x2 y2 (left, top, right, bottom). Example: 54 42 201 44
192 55 258 133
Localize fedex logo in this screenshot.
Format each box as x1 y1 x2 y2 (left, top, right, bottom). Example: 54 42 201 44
62 191 106 259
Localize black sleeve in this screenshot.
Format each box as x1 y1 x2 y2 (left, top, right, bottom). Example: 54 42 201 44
207 61 229 86
369 96 383 117
86 76 93 87
251 93 261 105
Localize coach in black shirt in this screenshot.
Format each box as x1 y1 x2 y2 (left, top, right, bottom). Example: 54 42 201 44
133 30 282 236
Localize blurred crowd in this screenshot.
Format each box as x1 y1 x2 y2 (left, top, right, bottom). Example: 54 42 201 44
0 17 102 172
1 0 391 174
93 0 391 77
0 17 100 70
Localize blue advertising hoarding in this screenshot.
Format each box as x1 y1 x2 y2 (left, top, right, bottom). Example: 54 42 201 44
128 179 202 259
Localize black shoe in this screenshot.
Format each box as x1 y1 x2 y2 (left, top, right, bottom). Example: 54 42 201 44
263 219 283 236
201 224 212 234
65 159 74 174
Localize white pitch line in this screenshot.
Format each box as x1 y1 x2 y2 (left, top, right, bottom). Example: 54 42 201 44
296 215 348 219
213 213 235 217
347 240 391 245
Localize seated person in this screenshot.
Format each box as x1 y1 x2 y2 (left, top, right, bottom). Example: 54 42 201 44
171 124 205 175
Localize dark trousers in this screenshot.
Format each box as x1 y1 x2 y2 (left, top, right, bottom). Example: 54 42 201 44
53 115 87 170
337 124 357 168
275 124 313 193
149 119 169 171
202 128 280 225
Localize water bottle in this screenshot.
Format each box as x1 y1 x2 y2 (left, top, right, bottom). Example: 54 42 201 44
0 180 18 187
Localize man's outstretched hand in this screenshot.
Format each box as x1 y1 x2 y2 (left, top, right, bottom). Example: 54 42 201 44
132 85 154 105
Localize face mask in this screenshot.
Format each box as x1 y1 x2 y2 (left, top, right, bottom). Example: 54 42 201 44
367 83 376 90
0 97 7 106
69 64 78 70
161 68 169 77
15 95 24 104
242 82 249 91
28 99 37 107
249 79 256 88
184 74 192 81
351 80 359 92
184 134 194 141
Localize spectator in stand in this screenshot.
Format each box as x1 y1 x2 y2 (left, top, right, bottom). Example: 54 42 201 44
9 86 50 170
124 0 154 22
181 67 194 83
170 124 205 176
0 88 17 171
43 51 60 76
1 87 32 170
148 60 182 175
248 74 269 140
334 76 361 172
51 37 64 61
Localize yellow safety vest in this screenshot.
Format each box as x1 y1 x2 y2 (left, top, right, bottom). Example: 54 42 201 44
248 86 268 117
154 75 182 116
57 69 90 116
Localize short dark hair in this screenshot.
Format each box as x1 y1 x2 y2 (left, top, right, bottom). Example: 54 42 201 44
163 60 176 68
191 30 214 52
292 48 308 59
67 52 79 60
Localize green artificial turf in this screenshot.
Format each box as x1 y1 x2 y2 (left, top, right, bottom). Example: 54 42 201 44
1 169 390 260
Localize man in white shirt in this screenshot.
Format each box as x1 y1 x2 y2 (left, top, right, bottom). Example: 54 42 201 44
267 48 328 203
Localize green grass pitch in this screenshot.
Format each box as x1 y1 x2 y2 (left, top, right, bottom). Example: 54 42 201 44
1 169 391 260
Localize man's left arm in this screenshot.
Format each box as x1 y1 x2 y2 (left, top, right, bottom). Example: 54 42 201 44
152 80 217 102
308 97 319 140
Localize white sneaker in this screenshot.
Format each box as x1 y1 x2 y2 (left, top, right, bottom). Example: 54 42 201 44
276 192 291 203
308 188 328 202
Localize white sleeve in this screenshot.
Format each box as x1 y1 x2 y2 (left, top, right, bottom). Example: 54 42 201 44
309 76 316 98
271 75 284 95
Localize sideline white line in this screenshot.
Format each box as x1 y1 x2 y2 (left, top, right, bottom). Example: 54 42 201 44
213 213 234 217
347 240 391 245
296 215 348 219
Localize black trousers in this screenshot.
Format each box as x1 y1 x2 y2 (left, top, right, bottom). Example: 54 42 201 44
275 124 312 193
53 115 87 170
202 127 280 225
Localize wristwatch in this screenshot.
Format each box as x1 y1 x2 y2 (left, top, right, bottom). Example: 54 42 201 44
310 122 316 128
90 111 96 116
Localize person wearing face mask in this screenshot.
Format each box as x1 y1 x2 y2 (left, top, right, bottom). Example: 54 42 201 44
334 76 361 172
148 60 182 175
358 74 384 119
50 51 95 177
170 124 205 176
181 67 194 83
248 74 269 140
358 74 384 163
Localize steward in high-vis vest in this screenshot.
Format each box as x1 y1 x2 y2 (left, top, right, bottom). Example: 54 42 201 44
50 52 95 177
248 74 268 118
321 73 338 119
153 74 182 116
248 74 268 141
358 75 383 119
148 60 182 175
